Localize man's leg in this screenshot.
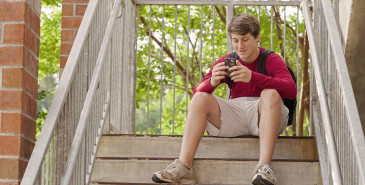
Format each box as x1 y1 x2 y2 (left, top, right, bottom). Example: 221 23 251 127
251 89 282 185
152 92 222 183
258 89 282 164
179 92 222 168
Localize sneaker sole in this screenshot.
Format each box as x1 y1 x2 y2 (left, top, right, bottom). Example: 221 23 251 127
252 175 274 185
152 174 196 184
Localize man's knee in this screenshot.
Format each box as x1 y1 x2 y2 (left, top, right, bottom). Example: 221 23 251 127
190 92 213 107
260 89 281 106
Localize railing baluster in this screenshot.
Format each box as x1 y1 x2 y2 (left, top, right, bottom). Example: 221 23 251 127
185 5 191 116
146 5 152 134
257 6 261 47
283 6 286 63
199 5 204 82
212 6 215 62
296 6 300 136
134 5 140 134
172 5 178 135
159 5 165 134
270 6 273 51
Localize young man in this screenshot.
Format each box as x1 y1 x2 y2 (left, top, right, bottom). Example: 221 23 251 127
152 14 297 185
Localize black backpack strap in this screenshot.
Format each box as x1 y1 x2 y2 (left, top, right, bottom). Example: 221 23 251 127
257 50 275 75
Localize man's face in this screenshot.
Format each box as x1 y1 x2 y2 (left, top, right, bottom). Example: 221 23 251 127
231 33 260 64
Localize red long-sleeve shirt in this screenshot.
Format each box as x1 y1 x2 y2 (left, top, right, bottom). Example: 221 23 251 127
193 47 297 100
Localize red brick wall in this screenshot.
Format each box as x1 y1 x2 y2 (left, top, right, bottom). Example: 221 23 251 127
60 0 89 69
0 1 40 184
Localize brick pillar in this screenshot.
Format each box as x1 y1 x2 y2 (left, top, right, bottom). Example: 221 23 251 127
61 0 89 70
0 0 41 184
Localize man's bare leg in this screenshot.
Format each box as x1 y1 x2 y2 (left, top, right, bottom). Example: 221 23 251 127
178 92 222 168
258 89 282 164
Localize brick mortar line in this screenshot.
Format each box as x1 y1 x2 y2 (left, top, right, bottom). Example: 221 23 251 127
61 28 78 30
62 41 75 44
0 179 20 182
0 155 20 159
63 3 89 5
62 15 86 18
0 21 25 24
0 43 24 47
0 110 37 122
0 65 23 69
0 133 35 144
0 155 30 163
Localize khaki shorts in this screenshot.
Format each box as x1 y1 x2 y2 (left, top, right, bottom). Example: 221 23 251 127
206 96 289 137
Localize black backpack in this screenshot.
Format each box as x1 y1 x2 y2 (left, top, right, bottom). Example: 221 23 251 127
229 50 297 126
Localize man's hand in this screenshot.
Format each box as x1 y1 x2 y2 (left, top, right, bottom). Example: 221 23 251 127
229 60 252 83
210 62 229 87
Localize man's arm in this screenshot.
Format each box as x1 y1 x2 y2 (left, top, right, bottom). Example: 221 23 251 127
193 57 229 95
250 54 297 99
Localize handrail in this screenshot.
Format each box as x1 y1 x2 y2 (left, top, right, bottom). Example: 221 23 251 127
20 0 101 184
60 0 122 184
302 0 365 184
319 1 365 181
301 1 342 184
134 0 303 6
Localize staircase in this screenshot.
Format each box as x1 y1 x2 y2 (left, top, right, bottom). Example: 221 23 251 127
20 0 365 185
90 135 321 184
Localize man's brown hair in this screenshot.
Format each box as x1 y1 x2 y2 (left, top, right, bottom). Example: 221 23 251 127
227 14 260 38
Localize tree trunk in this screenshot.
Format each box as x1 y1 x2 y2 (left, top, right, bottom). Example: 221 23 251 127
298 30 310 136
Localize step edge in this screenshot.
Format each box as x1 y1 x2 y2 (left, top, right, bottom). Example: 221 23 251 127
102 134 314 139
95 157 319 163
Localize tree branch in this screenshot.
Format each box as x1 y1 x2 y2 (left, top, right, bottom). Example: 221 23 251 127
215 6 226 25
139 16 189 87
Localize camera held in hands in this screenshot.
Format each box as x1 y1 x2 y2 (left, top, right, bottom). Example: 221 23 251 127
224 58 237 77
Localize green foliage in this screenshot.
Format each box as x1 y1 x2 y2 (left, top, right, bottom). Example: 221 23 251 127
135 5 307 135
36 4 61 140
36 90 49 140
42 0 61 6
39 6 61 80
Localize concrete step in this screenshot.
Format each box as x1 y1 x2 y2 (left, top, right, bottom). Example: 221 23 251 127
97 134 318 160
90 158 322 185
91 183 236 185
